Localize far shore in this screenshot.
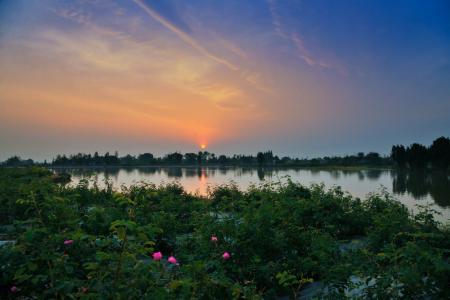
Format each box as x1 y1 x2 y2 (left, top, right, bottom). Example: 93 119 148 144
46 164 395 170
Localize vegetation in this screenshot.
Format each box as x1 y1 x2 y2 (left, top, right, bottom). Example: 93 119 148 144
2 150 390 168
3 136 448 169
0 168 449 299
391 136 450 169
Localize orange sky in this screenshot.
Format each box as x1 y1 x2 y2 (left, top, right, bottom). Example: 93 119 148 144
1 0 449 160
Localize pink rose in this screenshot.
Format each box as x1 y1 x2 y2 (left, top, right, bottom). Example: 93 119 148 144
168 256 177 264
152 251 162 261
211 235 218 242
222 252 231 260
64 240 74 246
10 286 18 293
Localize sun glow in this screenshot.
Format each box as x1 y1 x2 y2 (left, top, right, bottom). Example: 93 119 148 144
200 143 207 150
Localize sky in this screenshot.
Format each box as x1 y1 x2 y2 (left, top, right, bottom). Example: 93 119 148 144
1 0 449 161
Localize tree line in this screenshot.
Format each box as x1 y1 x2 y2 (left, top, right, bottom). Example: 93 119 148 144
1 150 390 167
391 136 450 169
1 136 448 169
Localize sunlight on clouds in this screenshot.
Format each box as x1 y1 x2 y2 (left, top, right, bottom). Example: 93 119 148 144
0 0 348 156
0 8 265 147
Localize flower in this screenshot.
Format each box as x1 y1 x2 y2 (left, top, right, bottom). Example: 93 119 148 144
10 286 18 293
82 287 89 293
64 240 74 246
167 256 177 264
211 235 218 242
222 252 231 260
152 251 162 261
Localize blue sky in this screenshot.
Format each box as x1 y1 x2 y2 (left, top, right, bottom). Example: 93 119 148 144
0 0 449 160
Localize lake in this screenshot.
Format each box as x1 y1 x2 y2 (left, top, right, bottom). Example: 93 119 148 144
54 167 450 222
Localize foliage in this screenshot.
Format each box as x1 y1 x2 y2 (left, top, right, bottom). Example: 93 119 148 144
0 168 449 299
392 136 450 170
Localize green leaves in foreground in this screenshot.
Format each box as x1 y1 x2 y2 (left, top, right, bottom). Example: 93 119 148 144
0 168 449 299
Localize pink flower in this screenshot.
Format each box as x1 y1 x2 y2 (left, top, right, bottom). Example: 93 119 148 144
211 235 218 242
167 256 177 264
222 252 231 260
64 240 74 246
10 286 18 293
152 251 162 261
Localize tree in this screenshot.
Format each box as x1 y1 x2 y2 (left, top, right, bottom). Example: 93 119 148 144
138 153 154 165
120 154 136 166
165 152 183 163
391 145 407 167
257 152 265 165
406 143 428 168
429 136 450 169
184 153 198 164
218 155 228 164
5 156 21 166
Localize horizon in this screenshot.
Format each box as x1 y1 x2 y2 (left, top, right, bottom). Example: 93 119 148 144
3 148 393 163
1 0 449 161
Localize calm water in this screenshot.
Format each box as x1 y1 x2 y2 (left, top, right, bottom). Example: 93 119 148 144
54 167 450 222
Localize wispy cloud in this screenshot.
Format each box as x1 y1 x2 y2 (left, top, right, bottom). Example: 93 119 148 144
291 32 348 75
214 35 247 59
133 0 239 71
267 0 288 39
40 0 272 106
55 7 92 25
267 0 347 75
132 0 272 93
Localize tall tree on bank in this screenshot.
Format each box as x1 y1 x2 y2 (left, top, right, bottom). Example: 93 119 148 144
406 143 428 168
429 136 450 169
391 145 407 168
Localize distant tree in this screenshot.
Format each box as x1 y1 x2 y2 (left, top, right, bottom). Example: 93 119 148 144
256 152 265 165
391 145 407 167
165 152 183 163
23 159 34 166
5 156 21 166
120 154 136 166
406 143 428 168
257 151 274 165
197 151 212 164
209 153 217 163
281 156 291 164
104 152 119 165
365 152 381 164
218 155 228 164
138 153 154 165
94 151 99 165
429 136 450 169
184 153 198 164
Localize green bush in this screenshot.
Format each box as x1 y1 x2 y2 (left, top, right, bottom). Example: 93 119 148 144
0 168 448 299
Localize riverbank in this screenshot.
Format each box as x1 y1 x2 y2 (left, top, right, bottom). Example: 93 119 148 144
0 167 449 298
46 164 394 170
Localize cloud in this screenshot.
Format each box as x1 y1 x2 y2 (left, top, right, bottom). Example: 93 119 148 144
132 0 273 93
55 6 92 24
139 0 192 34
133 0 239 71
291 33 328 68
215 36 247 59
267 0 289 39
267 0 347 75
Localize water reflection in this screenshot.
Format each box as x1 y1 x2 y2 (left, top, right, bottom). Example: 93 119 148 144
392 170 450 207
54 167 450 215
